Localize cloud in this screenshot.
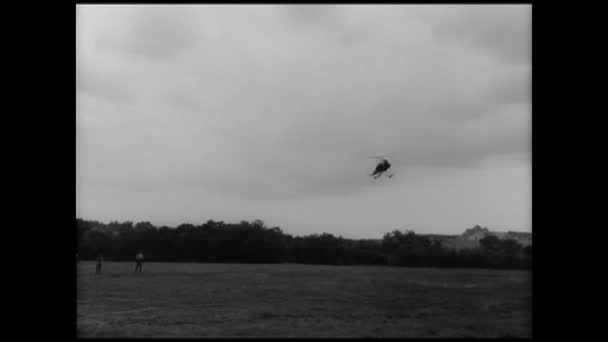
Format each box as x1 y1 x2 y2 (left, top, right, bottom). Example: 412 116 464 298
483 68 531 107
275 5 380 48
77 5 530 204
95 6 203 60
430 5 530 65
278 4 341 27
77 68 135 104
159 102 529 201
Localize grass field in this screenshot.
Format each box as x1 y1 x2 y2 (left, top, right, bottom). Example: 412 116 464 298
77 262 531 337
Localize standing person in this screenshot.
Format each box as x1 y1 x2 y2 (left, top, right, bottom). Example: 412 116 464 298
135 252 144 273
95 254 104 275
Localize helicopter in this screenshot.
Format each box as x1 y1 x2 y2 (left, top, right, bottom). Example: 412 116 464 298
369 155 395 179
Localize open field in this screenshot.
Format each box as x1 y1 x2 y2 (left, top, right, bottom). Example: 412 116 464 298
77 262 531 337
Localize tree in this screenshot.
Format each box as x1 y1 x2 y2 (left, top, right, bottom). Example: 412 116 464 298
479 235 502 252
501 239 523 258
74 218 531 270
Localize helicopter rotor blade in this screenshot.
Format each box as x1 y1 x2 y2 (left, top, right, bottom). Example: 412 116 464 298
368 152 397 159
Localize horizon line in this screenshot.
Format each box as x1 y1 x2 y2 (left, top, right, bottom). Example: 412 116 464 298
76 217 531 239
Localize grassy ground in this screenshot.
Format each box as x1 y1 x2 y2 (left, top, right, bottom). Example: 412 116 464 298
77 262 531 337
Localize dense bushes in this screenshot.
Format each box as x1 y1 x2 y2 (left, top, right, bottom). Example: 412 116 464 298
76 219 531 270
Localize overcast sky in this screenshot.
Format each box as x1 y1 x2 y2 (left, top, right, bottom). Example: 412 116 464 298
76 5 531 238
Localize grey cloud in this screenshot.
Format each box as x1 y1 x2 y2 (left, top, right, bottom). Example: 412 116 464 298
77 68 135 104
278 4 341 27
374 94 495 123
189 107 528 200
153 70 529 201
198 166 376 202
97 6 202 59
276 5 375 48
78 5 531 224
399 128 528 169
483 69 530 107
305 115 524 168
169 92 200 112
431 6 530 65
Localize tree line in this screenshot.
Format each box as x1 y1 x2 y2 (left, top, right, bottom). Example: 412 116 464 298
76 218 531 270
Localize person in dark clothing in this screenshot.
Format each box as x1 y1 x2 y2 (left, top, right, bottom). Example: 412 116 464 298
95 254 104 275
135 252 144 273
